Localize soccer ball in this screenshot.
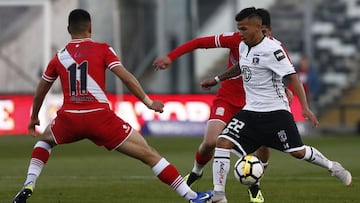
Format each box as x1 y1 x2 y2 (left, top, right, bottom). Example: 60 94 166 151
234 155 264 185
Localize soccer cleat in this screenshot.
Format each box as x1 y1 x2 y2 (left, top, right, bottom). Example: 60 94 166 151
329 161 352 186
189 190 213 203
211 191 227 203
13 184 33 203
248 184 264 203
211 196 228 203
184 172 203 187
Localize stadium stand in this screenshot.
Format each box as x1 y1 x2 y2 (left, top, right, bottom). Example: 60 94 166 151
268 0 360 129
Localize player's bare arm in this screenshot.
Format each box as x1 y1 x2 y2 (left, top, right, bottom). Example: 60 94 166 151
285 87 294 104
200 63 241 90
285 73 319 127
111 65 164 113
28 79 53 136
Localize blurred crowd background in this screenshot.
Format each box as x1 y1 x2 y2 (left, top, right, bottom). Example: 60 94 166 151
0 0 360 133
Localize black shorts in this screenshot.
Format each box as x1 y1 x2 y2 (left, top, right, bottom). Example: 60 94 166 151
219 110 304 156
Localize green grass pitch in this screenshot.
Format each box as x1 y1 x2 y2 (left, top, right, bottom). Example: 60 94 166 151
1 134 359 202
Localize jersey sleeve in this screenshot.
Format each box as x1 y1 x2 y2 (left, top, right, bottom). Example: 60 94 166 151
269 47 296 77
167 36 217 60
215 32 241 49
104 45 123 70
42 55 59 82
167 32 240 61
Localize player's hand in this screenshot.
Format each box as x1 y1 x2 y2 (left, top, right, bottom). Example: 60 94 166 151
149 100 164 113
302 107 319 128
285 87 294 104
200 78 218 90
153 56 172 70
28 117 40 137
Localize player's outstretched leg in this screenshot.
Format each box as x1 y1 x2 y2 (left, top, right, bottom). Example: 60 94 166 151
189 190 213 203
296 145 352 186
211 191 228 203
329 161 352 186
13 184 33 203
13 140 52 203
186 120 225 187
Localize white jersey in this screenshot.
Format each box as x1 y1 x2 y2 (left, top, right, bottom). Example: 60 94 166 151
239 37 296 112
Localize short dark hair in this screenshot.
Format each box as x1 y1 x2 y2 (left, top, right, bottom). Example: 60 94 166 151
68 9 91 34
235 7 257 21
257 8 271 27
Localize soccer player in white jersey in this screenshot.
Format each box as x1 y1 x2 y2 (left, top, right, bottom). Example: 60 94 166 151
200 7 352 202
153 8 295 203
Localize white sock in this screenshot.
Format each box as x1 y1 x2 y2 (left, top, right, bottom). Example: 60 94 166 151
192 161 204 175
303 145 332 169
24 141 52 188
261 161 269 169
212 148 231 192
180 182 197 200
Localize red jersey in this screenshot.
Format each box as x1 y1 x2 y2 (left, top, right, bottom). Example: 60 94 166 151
168 32 245 107
43 38 122 110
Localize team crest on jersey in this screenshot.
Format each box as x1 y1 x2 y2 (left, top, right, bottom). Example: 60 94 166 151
252 57 260 65
274 49 285 61
241 66 252 82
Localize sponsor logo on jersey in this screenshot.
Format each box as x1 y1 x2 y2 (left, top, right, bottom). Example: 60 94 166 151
123 124 131 133
215 107 225 116
222 128 230 134
274 49 285 61
241 66 252 82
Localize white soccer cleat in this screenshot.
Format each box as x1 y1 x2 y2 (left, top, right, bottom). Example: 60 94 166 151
211 191 227 203
329 161 352 186
211 197 227 203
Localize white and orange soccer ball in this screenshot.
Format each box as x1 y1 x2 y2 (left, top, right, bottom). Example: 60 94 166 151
234 155 264 185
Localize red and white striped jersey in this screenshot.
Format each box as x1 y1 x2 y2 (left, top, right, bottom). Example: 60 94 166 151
168 32 245 108
43 38 122 110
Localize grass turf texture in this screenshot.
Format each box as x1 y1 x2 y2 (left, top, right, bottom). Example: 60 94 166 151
1 134 359 202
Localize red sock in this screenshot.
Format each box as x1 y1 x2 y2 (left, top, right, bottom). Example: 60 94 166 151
31 146 50 164
195 150 213 165
158 164 184 189
152 158 184 190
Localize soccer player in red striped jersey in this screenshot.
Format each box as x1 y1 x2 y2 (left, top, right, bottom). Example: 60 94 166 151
13 9 212 203
153 7 292 203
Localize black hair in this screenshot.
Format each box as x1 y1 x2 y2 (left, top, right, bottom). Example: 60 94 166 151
68 9 91 34
235 7 257 21
257 8 271 27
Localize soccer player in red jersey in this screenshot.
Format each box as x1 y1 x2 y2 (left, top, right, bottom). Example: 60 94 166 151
153 7 291 203
13 9 212 203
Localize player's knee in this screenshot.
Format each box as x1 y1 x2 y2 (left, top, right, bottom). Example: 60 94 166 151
201 139 216 150
290 149 305 159
254 146 270 163
216 137 233 149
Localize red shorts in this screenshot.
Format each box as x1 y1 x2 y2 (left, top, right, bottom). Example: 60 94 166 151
208 98 243 124
50 108 132 150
